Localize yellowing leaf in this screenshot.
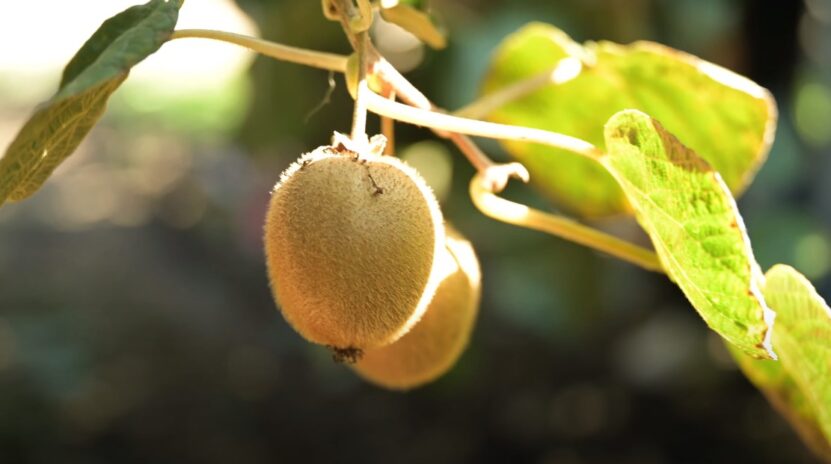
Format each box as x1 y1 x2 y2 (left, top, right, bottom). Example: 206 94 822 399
730 345 831 462
765 265 831 440
0 0 181 206
602 109 774 359
480 23 776 217
732 265 831 461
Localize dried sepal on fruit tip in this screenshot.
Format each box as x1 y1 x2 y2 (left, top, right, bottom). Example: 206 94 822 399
263 137 445 351
353 225 482 390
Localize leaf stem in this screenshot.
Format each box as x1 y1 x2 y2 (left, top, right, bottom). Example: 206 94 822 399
169 29 348 72
455 57 583 119
470 173 665 273
363 90 603 161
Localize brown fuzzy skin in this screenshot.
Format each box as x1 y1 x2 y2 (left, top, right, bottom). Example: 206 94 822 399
264 146 445 350
353 226 481 390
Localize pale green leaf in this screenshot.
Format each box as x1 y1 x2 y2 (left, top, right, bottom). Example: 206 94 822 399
602 109 774 359
731 265 831 461
0 0 181 206
480 23 776 217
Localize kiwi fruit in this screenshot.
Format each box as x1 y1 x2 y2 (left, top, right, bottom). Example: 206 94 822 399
264 142 445 351
353 226 481 390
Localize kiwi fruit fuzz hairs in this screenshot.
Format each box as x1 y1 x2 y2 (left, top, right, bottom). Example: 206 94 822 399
354 225 481 389
264 143 445 351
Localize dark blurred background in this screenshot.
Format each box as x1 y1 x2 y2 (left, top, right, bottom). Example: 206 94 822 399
0 0 830 462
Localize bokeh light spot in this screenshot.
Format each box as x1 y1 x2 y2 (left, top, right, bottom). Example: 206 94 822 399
794 81 831 146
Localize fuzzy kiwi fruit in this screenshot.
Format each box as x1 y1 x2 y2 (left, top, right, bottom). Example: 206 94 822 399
264 142 445 351
353 226 481 390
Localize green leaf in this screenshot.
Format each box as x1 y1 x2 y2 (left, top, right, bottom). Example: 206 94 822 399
731 265 831 461
379 2 446 49
0 0 182 206
480 23 776 217
602 109 774 359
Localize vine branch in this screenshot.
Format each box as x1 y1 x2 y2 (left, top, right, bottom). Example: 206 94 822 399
169 27 650 273
351 32 370 144
170 29 348 72
170 28 598 175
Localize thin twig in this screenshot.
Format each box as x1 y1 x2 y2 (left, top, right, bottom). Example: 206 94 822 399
364 90 603 161
455 57 583 119
470 173 665 273
170 29 348 72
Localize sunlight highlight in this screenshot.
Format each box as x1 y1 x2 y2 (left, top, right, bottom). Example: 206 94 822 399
0 0 257 97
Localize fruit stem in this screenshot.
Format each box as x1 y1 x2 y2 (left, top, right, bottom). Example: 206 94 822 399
330 0 375 145
169 29 348 72
470 172 665 274
363 90 603 162
350 32 371 145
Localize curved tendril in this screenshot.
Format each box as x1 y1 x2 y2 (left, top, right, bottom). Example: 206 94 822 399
469 172 665 274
